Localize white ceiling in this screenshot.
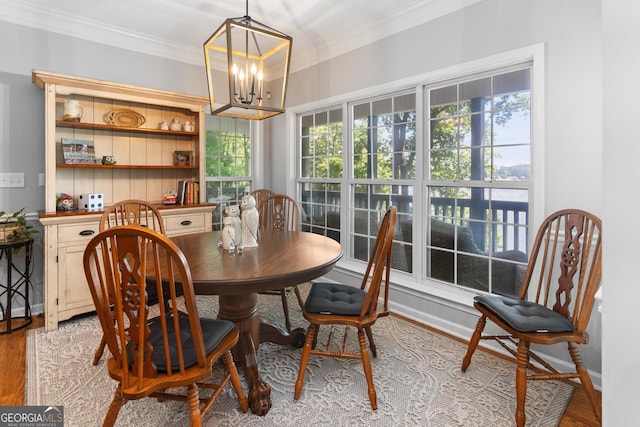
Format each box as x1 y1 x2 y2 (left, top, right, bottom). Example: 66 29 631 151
1 0 480 72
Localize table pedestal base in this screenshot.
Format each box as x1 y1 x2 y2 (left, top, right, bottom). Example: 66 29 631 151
217 292 309 415
218 293 272 415
260 323 306 348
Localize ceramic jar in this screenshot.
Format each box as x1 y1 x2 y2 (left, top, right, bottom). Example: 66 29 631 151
63 99 83 122
169 117 181 131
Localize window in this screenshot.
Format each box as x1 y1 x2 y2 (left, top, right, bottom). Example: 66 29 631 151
299 108 343 241
296 59 535 297
426 68 531 295
350 94 415 273
205 115 252 230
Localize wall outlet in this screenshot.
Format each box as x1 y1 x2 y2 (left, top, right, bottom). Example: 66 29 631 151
0 173 25 188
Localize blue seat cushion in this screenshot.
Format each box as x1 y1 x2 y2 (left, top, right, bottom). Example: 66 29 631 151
305 282 366 316
127 316 234 372
475 295 574 333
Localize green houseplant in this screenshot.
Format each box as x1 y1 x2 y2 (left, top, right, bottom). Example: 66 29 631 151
0 208 38 244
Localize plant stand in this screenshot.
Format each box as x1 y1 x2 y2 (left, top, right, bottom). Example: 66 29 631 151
0 239 33 334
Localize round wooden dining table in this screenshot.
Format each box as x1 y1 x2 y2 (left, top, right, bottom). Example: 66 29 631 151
169 229 343 416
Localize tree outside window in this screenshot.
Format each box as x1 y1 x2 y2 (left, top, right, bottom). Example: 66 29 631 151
205 115 251 230
296 65 533 296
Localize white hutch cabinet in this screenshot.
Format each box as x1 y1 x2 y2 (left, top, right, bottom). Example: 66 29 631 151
33 70 215 331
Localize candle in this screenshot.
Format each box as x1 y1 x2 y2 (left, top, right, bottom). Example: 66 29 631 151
232 64 238 97
239 70 245 101
258 70 263 99
250 63 257 96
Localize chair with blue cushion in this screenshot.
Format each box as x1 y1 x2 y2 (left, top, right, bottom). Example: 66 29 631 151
83 225 248 427
461 209 602 427
294 206 397 410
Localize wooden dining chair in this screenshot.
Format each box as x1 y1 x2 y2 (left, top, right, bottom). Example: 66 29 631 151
91 199 166 365
250 188 274 212
461 209 602 427
294 206 397 410
256 194 304 333
99 199 166 234
83 225 248 427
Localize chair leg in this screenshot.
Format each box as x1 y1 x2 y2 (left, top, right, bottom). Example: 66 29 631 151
281 289 292 332
102 385 125 427
364 326 377 357
186 383 203 427
461 315 487 372
568 342 602 423
93 334 107 365
358 328 377 410
515 339 530 427
293 285 304 309
294 323 318 400
222 350 249 413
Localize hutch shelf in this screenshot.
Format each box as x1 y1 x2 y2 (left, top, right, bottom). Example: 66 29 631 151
33 70 216 331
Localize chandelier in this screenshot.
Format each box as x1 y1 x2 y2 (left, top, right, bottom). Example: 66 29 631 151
203 0 292 120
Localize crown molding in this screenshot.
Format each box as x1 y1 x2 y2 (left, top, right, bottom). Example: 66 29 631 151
291 0 482 72
0 0 202 65
0 0 481 73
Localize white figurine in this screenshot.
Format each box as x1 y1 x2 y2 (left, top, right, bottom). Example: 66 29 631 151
221 216 237 251
241 194 259 247
224 204 242 244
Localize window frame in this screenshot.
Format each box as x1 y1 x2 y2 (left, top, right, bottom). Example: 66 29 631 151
291 44 545 304
424 65 533 295
204 113 260 230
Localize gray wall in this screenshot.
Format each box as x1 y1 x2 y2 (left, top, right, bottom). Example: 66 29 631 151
269 0 604 388
3 0 637 423
0 21 210 315
602 0 640 425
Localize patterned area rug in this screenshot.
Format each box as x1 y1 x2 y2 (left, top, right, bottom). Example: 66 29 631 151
26 283 573 426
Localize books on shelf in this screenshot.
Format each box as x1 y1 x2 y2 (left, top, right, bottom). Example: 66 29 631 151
61 138 96 164
176 180 200 205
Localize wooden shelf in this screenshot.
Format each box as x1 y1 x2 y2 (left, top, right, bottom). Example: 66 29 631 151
56 163 198 169
56 120 198 137
34 70 212 332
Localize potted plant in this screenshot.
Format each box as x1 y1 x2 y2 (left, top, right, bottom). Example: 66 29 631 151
0 208 38 244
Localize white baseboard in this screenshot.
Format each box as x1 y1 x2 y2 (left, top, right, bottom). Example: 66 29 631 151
388 296 602 391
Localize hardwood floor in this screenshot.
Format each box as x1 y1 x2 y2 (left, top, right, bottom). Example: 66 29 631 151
0 314 601 425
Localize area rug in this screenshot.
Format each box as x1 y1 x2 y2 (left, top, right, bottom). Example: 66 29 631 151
26 283 573 426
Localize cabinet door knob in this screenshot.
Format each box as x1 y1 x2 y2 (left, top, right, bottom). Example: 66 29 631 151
79 230 96 236
180 220 192 226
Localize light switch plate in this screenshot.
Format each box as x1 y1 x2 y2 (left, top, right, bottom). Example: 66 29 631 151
0 173 25 188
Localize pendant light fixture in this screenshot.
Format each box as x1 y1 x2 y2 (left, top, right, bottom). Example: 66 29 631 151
204 0 292 120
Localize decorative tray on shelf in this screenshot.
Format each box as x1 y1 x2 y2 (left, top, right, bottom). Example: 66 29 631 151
104 109 146 127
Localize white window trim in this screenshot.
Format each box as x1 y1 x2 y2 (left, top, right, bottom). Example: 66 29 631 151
203 107 264 190
287 43 546 306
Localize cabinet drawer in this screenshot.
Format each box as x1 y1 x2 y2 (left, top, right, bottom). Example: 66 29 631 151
58 223 100 243
165 213 206 235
